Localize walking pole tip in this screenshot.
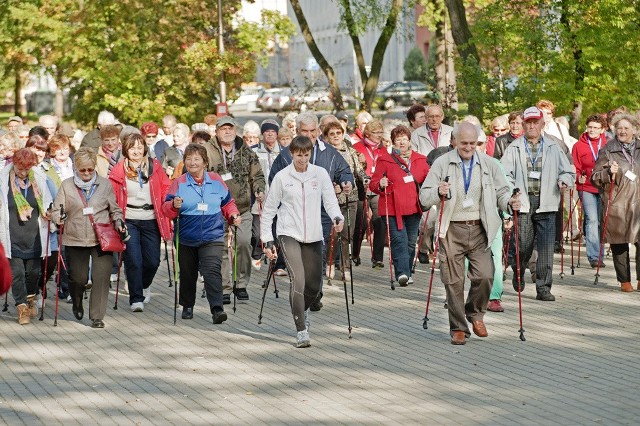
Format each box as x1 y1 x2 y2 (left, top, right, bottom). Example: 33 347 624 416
422 316 429 329
519 328 526 341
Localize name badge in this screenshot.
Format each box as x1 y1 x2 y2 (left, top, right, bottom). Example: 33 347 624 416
462 199 474 208
403 175 414 183
166 166 174 177
197 203 208 212
371 166 375 174
625 170 637 181
221 172 233 181
82 207 94 215
529 171 541 180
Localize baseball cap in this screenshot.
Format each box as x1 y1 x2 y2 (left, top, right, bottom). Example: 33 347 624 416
336 111 349 121
7 116 23 125
216 116 237 128
523 107 543 122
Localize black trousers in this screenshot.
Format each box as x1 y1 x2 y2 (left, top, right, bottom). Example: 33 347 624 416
611 242 640 283
178 242 223 312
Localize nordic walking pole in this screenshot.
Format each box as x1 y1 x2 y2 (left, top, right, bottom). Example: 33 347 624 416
363 196 374 260
411 210 430 274
39 213 52 321
336 218 352 338
559 190 565 279
164 240 173 287
232 225 238 313
326 226 336 286
502 222 512 281
174 216 180 325
382 173 395 290
423 176 449 329
595 171 615 285
343 193 355 304
113 251 123 310
576 193 583 268
54 204 65 327
512 188 526 342
2 294 7 312
258 258 276 324
568 189 576 275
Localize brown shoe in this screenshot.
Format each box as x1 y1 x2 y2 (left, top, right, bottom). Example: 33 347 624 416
26 294 38 318
621 282 634 292
637 281 640 291
17 303 31 325
471 320 488 337
451 331 466 345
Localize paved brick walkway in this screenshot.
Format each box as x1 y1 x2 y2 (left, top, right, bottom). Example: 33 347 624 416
2 244 639 425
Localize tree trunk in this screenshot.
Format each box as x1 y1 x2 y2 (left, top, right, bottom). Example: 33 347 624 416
560 0 584 139
445 24 458 111
443 0 482 118
55 70 65 118
14 68 22 116
289 0 344 112
434 20 446 99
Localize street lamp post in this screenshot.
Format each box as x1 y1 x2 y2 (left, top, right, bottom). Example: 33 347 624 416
218 0 226 104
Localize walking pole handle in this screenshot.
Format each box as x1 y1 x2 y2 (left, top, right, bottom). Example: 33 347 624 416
442 176 451 200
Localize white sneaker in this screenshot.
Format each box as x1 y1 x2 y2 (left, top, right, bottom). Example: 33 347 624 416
252 258 262 271
143 287 151 303
66 295 72 304
407 277 414 285
296 329 311 348
275 269 288 277
131 302 144 312
398 274 409 287
110 274 117 282
304 309 310 331
36 297 43 309
343 270 351 281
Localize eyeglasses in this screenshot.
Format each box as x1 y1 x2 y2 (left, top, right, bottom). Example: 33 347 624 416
494 128 508 132
426 115 443 119
145 134 157 138
371 131 384 135
327 131 343 137
78 168 95 173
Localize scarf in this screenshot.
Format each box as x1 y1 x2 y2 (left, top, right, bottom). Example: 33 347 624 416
10 169 44 222
74 171 98 198
621 140 635 155
362 136 379 150
510 131 524 139
102 146 119 173
125 157 150 184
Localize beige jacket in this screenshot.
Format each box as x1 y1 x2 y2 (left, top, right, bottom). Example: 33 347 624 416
51 176 123 247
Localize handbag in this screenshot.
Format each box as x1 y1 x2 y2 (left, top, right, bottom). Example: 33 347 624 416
76 188 125 252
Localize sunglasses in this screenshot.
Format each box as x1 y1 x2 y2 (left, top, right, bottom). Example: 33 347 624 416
78 168 95 173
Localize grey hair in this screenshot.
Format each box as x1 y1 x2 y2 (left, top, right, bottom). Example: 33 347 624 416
491 114 509 129
612 113 639 131
162 114 177 126
191 123 208 132
39 115 59 126
296 112 319 129
355 111 373 125
74 146 97 168
173 123 190 138
452 122 482 140
461 115 481 127
242 120 261 136
97 110 116 126
319 114 338 128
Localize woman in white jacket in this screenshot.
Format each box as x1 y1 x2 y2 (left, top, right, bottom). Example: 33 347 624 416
261 136 344 348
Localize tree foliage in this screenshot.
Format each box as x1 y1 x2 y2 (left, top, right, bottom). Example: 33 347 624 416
0 0 294 126
403 48 429 81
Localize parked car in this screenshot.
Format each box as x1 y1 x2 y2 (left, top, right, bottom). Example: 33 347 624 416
270 88 293 112
374 81 436 110
283 88 354 112
256 88 285 111
228 86 264 113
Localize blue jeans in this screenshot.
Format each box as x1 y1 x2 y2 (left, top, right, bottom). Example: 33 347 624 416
388 213 421 280
579 191 602 262
122 219 161 304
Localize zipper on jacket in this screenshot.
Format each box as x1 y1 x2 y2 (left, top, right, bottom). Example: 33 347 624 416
302 181 306 241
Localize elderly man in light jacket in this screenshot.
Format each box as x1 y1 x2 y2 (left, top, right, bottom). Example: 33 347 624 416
411 104 453 156
420 122 519 345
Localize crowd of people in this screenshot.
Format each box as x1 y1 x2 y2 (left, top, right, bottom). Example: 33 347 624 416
0 100 638 347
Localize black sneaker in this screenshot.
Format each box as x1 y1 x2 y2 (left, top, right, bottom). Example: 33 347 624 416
554 242 564 254
353 257 361 266
372 261 384 269
235 288 249 301
182 307 193 319
223 294 231 305
212 310 227 324
536 288 555 301
309 300 323 311
589 260 606 268
418 252 429 264
513 280 525 292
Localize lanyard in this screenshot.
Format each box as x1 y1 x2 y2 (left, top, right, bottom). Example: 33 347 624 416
137 166 144 189
81 184 97 201
620 143 635 166
588 137 602 163
187 173 205 199
222 144 236 170
524 137 543 167
460 154 474 194
15 176 29 198
312 145 318 165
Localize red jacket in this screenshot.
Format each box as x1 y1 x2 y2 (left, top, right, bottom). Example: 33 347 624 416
572 132 607 194
353 139 384 176
369 149 429 229
109 158 173 241
0 242 11 296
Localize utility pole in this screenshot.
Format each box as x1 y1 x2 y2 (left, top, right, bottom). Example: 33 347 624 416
218 0 226 103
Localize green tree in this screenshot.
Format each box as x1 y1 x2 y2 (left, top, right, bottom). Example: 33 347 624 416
403 47 428 81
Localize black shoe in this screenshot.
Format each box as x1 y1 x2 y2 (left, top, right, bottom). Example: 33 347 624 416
512 280 525 292
372 261 384 269
590 260 605 268
536 288 555 301
353 257 361 266
418 252 429 264
73 300 84 320
309 293 323 312
91 319 105 328
212 310 227 324
182 307 193 319
554 242 564 254
234 288 249 301
223 294 231 305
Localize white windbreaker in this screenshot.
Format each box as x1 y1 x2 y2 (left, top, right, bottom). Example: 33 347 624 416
260 163 343 244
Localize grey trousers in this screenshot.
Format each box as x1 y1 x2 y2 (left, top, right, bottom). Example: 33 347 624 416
279 236 322 332
439 222 493 336
66 246 113 321
222 210 253 293
10 257 40 306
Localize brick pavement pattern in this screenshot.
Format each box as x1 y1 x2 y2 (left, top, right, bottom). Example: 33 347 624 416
1 244 640 425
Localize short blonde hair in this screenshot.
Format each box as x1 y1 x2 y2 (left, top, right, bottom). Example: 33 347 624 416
363 119 384 138
74 146 97 169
